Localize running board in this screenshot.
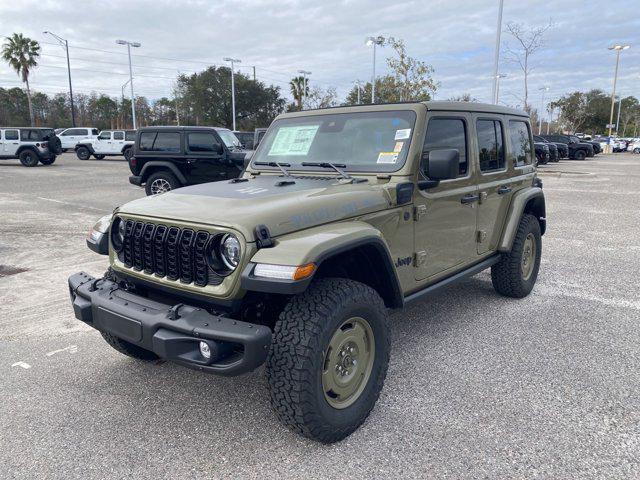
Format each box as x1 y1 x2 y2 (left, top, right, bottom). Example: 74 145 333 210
403 254 501 307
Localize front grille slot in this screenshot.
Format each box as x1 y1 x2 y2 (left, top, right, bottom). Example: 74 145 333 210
119 221 220 288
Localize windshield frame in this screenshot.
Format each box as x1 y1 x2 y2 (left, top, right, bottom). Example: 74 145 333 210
250 109 418 174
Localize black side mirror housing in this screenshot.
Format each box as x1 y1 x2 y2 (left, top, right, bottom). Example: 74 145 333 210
418 148 459 190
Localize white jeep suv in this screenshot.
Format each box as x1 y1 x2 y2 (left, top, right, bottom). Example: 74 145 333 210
75 130 136 161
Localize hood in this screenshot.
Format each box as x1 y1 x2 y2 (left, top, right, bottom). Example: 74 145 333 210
118 175 393 242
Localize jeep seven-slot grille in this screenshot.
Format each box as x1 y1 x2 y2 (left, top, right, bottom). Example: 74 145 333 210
119 220 222 287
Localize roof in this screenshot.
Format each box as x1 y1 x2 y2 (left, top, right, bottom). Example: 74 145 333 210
136 125 229 131
422 101 528 117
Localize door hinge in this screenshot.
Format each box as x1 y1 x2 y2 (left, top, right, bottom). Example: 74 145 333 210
413 204 427 221
414 251 427 267
476 230 487 243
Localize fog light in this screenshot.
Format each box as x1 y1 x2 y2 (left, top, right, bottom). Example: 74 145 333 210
199 341 211 360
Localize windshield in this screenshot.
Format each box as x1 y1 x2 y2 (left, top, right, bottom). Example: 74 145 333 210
252 110 417 173
217 129 242 149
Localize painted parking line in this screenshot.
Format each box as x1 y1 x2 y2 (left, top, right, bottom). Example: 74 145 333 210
11 361 31 369
46 345 78 356
36 197 109 213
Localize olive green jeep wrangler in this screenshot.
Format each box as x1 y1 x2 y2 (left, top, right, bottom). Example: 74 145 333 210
69 102 545 443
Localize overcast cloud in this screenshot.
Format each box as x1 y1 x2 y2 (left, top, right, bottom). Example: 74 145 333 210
1 0 638 110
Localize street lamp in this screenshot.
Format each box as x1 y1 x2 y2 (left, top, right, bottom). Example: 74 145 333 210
116 39 141 130
354 80 362 105
490 0 505 104
223 57 241 131
366 36 385 103
121 79 131 128
298 69 312 109
538 86 550 134
495 73 507 104
43 31 76 127
607 44 630 147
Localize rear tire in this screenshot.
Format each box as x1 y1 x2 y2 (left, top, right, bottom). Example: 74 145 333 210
76 146 91 160
39 155 56 165
94 154 105 160
491 214 541 298
100 331 159 361
123 147 133 161
19 149 39 167
266 278 390 443
145 171 180 195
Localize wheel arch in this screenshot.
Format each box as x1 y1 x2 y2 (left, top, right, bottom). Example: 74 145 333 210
241 222 403 309
16 145 39 156
498 187 546 252
74 143 94 154
139 161 187 184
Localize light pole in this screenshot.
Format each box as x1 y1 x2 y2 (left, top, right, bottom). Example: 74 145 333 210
615 94 623 135
366 36 385 103
538 86 549 134
116 39 141 129
354 80 362 105
495 73 507 104
490 0 505 104
298 70 311 109
547 106 554 135
43 31 76 127
224 57 241 131
121 79 131 128
607 44 630 147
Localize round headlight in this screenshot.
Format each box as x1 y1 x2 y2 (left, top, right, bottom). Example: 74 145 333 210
111 216 125 252
220 234 241 270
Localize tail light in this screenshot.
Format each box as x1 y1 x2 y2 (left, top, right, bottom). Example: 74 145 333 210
130 156 137 166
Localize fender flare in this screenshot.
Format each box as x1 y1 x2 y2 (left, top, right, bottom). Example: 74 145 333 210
498 187 546 252
75 143 95 154
240 221 403 308
139 161 188 184
16 145 40 157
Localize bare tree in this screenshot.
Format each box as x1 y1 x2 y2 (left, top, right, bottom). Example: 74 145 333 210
306 86 338 110
503 21 552 111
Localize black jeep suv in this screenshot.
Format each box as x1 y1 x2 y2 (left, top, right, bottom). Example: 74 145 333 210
541 134 594 160
128 126 250 195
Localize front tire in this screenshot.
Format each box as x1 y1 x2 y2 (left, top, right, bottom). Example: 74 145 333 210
491 214 541 298
39 155 56 165
19 149 39 167
100 331 159 361
123 147 133 161
266 278 390 443
76 146 91 160
573 150 586 160
145 171 180 195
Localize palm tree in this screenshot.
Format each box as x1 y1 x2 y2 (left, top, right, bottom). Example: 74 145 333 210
289 76 307 110
2 33 41 126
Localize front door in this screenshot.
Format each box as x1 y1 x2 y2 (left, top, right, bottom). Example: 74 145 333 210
3 129 20 155
473 116 516 254
94 131 112 153
414 115 479 281
184 131 230 183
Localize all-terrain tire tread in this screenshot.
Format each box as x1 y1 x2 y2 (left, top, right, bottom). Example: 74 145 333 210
100 331 159 361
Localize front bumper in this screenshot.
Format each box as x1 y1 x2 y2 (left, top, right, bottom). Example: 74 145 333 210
68 272 271 376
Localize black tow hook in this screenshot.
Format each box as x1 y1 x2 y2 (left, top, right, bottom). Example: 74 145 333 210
168 303 185 320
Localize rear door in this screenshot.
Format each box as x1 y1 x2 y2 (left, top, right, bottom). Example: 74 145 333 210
414 114 479 281
112 131 126 153
474 115 515 254
3 129 20 155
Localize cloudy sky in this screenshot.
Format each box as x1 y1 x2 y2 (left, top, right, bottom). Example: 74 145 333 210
1 0 638 111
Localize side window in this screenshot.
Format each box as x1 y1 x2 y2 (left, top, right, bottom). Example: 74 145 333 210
139 132 156 150
60 130 73 136
92 129 99 135
125 131 136 141
98 131 111 140
113 131 124 140
152 132 181 152
508 120 532 166
187 132 222 152
5 129 19 140
422 118 468 176
476 119 505 172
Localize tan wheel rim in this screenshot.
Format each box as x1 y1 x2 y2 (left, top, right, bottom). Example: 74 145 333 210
521 233 536 281
322 317 375 410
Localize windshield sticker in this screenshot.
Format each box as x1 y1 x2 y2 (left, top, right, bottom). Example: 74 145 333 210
394 141 404 153
394 128 411 140
268 125 319 156
377 152 399 164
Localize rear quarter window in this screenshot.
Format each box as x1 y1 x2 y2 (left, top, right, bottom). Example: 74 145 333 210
139 132 181 152
508 120 533 167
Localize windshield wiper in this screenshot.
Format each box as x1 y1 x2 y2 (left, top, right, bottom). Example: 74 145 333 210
301 162 351 180
254 161 292 176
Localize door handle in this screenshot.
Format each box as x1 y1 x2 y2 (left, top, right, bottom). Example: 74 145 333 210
460 194 480 204
497 186 512 195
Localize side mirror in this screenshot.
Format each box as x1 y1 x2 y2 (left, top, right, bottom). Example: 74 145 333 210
418 148 459 189
215 143 224 155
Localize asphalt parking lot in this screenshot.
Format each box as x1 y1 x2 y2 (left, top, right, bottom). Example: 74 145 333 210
1 152 639 479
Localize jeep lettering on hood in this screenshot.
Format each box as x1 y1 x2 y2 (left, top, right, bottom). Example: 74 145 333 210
117 175 392 241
